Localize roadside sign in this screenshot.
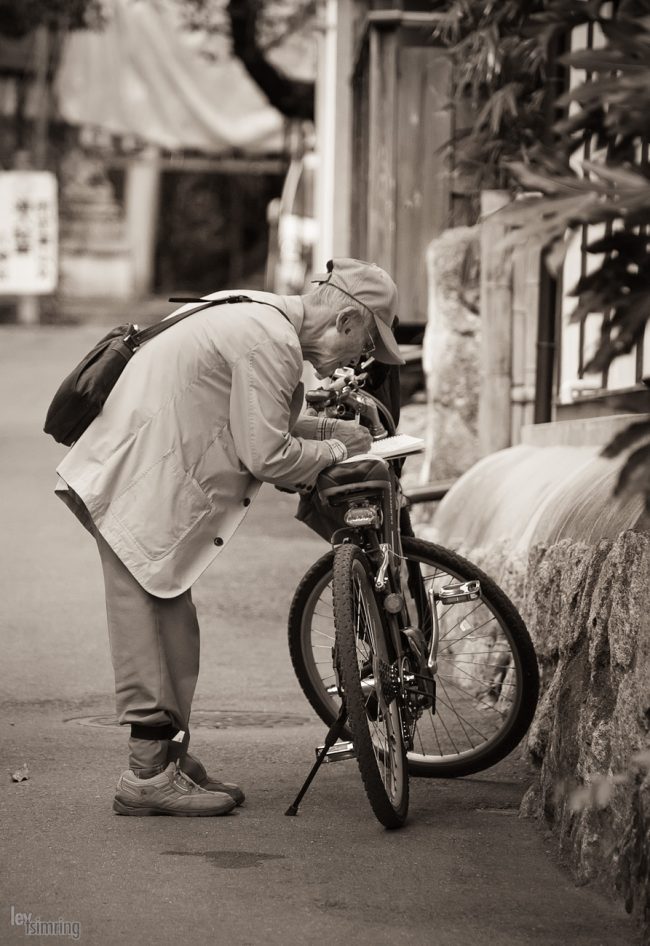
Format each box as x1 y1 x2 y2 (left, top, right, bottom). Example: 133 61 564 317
0 171 58 294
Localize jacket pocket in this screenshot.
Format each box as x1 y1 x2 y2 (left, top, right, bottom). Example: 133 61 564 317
194 424 251 507
110 450 211 561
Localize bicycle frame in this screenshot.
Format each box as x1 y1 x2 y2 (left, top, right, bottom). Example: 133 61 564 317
288 370 539 816
309 365 436 726
286 364 435 819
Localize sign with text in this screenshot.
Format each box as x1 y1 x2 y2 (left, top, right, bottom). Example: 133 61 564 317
0 171 58 294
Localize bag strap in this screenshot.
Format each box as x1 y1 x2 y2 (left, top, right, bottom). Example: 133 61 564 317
127 294 291 350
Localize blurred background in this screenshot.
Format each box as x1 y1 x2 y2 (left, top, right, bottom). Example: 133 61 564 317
1 2 650 933
0 0 318 317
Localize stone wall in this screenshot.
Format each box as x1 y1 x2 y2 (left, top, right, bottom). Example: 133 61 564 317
420 517 650 935
421 226 480 484
521 531 650 928
415 221 649 936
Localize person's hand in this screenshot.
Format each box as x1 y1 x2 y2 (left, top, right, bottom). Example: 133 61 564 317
331 420 373 457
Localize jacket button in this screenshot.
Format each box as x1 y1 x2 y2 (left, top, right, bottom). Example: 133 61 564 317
213 537 223 546
242 497 251 507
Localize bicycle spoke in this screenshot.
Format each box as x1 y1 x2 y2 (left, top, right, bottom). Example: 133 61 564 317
425 694 461 754
437 602 486 641
418 713 442 755
437 673 510 718
438 660 516 693
313 608 333 621
437 616 500 656
434 691 491 742
427 713 445 757
435 676 479 748
416 723 426 755
439 651 512 659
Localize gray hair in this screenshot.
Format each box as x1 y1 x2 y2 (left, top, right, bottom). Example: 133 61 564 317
304 281 370 326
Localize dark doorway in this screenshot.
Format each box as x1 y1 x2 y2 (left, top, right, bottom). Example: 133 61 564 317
154 170 284 295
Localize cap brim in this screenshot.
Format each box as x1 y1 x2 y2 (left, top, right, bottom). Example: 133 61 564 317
373 316 405 365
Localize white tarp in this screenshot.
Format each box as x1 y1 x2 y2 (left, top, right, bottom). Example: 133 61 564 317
55 0 286 154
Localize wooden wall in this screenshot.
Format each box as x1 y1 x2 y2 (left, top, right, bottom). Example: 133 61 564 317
351 23 452 329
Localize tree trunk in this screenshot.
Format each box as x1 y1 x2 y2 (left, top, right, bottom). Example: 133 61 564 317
227 0 314 121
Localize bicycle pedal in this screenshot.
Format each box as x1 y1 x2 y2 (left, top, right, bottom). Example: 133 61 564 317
437 580 481 604
315 741 356 763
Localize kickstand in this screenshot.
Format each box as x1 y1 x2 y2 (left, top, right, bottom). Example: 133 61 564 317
285 704 348 816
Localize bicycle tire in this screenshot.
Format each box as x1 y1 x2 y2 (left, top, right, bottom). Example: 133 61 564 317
332 544 409 829
288 537 539 779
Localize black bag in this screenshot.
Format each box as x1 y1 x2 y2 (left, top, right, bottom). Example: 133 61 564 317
43 294 269 446
44 323 140 447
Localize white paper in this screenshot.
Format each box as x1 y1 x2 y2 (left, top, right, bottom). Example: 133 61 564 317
340 434 425 464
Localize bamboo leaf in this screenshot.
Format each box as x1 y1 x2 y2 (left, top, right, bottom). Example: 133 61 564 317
584 304 649 371
507 162 592 196
613 442 650 499
585 231 650 257
599 17 650 50
608 295 650 330
601 420 650 458
558 78 634 108
582 161 650 190
560 49 645 71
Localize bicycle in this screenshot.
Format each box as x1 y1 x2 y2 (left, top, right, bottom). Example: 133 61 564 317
285 363 540 829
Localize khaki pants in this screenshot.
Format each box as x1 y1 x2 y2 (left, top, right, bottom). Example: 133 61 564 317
95 530 200 774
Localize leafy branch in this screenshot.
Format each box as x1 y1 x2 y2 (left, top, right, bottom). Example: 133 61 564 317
433 0 561 190
498 0 650 514
176 0 316 120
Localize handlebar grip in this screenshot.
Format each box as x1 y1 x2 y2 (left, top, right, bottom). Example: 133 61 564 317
305 390 333 407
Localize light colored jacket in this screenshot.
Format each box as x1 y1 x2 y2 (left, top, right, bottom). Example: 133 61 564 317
56 292 345 597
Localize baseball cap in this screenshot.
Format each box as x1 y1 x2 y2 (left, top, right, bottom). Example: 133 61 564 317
311 258 404 365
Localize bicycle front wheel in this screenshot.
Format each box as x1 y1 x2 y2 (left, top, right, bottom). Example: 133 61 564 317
289 537 539 779
332 544 409 829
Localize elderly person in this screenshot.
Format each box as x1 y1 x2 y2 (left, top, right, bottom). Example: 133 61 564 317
55 258 403 817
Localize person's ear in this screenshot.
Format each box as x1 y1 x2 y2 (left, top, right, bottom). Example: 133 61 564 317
335 306 362 336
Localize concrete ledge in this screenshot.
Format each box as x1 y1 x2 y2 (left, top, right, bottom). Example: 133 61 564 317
521 413 645 448
430 437 646 558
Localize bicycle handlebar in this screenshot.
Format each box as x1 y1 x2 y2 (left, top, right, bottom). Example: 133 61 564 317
305 361 390 438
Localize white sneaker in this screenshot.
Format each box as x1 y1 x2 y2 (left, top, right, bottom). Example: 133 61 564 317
113 762 237 817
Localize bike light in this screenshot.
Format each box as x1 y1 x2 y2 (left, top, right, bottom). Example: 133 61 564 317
383 593 404 614
344 506 379 528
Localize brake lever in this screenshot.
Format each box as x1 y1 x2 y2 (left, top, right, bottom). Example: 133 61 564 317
305 363 370 411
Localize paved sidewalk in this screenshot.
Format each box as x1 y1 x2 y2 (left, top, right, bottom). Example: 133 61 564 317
0 325 640 946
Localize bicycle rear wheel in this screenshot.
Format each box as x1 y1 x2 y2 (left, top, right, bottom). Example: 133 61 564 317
332 544 409 829
289 537 539 779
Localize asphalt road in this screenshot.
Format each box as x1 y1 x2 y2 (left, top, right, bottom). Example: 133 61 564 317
0 325 639 946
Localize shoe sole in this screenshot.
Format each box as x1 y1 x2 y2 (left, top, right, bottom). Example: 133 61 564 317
113 799 236 817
